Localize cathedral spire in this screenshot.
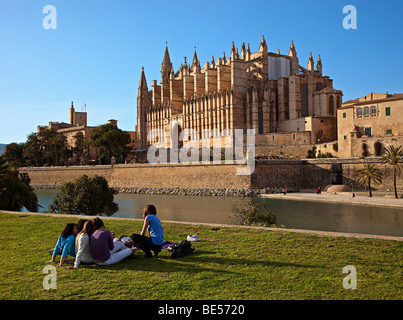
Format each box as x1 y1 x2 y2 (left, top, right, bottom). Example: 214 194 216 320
191 49 201 72
191 49 198 68
161 45 173 82
139 66 148 90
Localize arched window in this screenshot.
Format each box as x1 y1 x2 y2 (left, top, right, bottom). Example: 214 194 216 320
329 96 334 116
364 107 370 117
357 107 363 118
301 83 308 116
371 105 377 117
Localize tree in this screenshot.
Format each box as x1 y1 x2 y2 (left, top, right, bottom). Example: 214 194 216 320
381 145 403 199
24 132 43 167
90 124 131 164
49 174 118 216
0 155 39 212
233 198 280 228
72 132 85 165
355 163 383 197
37 128 67 166
4 143 25 168
82 138 92 165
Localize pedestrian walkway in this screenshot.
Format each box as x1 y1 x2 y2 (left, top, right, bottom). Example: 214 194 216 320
260 191 403 208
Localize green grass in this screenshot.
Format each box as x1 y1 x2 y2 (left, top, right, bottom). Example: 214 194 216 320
0 212 402 300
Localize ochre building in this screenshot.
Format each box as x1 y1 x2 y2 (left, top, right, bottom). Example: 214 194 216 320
37 102 137 150
136 36 343 150
338 92 403 158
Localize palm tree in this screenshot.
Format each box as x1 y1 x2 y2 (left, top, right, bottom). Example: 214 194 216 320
381 145 403 199
356 163 383 197
24 132 42 167
50 133 67 166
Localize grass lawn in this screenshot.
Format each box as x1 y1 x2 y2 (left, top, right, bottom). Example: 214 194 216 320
0 211 402 300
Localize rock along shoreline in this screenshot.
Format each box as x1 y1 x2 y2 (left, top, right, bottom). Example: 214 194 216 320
31 185 289 197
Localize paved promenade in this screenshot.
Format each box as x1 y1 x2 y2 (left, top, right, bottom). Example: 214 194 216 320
260 191 403 208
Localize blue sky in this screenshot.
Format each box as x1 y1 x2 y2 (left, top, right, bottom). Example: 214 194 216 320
0 0 402 144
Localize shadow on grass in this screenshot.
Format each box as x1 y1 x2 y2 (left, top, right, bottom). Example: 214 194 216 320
82 249 324 274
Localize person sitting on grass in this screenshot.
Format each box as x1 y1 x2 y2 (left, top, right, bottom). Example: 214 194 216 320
69 220 95 269
90 217 133 266
46 223 78 267
76 219 88 233
131 204 164 258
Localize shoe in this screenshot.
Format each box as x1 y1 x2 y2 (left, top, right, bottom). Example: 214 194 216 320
187 234 199 242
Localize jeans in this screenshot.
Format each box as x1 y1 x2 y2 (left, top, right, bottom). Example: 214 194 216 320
95 240 133 266
131 234 162 257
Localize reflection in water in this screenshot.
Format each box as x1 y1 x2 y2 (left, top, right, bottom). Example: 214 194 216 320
256 197 403 237
116 192 241 225
33 189 241 225
31 189 403 237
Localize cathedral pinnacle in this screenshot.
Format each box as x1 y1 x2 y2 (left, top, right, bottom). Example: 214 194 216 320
288 40 297 57
308 52 315 71
259 35 267 52
231 41 236 59
316 54 323 74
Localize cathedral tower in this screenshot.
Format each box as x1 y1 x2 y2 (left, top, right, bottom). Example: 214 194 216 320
137 67 151 149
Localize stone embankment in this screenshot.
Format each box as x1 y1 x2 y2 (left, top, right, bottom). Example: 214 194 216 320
32 184 287 197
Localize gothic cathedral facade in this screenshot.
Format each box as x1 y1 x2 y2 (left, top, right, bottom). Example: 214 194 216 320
136 36 343 150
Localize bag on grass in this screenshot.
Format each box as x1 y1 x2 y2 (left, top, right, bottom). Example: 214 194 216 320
169 240 196 258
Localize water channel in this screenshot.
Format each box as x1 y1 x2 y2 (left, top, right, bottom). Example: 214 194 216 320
31 189 403 237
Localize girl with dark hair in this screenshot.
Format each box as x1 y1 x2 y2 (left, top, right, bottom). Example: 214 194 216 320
46 223 78 267
131 204 164 258
76 219 88 233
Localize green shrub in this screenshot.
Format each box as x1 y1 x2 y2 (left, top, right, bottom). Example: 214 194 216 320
233 199 281 228
49 174 118 216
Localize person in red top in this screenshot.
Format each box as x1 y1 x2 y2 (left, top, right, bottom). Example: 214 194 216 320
90 217 133 266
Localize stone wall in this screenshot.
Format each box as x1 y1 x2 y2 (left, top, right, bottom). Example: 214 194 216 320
21 163 252 190
305 158 403 192
252 160 338 190
21 158 402 193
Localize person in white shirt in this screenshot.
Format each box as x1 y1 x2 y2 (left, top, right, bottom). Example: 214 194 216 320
70 220 95 269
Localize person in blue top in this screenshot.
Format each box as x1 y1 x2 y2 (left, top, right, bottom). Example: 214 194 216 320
131 204 164 258
46 223 78 267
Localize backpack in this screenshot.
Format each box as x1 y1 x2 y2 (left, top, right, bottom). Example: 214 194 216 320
168 240 196 258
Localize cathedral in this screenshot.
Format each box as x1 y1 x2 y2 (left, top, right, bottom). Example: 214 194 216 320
136 36 343 150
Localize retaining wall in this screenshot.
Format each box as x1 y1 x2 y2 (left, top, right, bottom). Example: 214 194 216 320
20 158 402 192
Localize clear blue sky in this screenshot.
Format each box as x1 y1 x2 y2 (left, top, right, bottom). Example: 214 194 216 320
1 0 402 144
